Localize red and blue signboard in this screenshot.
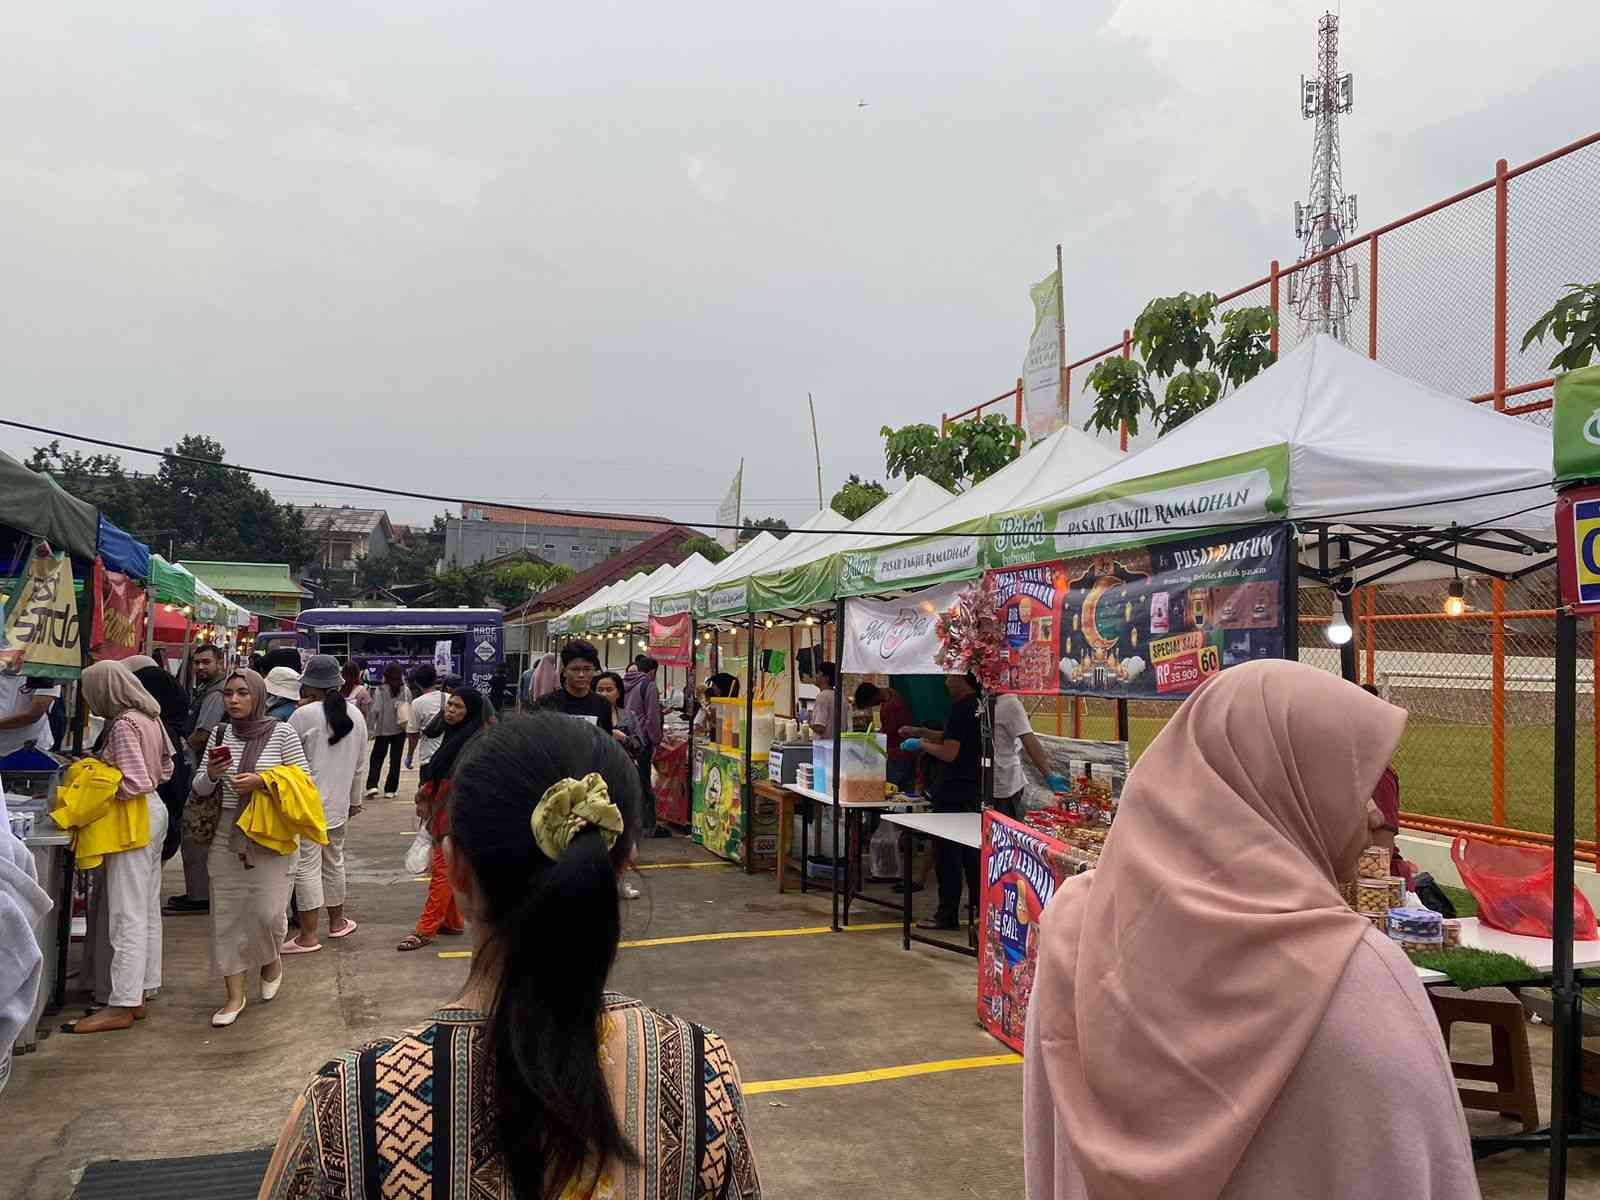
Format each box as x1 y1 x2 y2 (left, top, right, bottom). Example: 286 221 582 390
1557 486 1600 614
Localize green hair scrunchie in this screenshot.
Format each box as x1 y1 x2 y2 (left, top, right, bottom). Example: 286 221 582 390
530 772 624 861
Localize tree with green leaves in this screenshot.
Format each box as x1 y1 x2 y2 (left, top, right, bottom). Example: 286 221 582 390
830 474 888 520
429 563 495 607
1084 292 1276 438
681 536 729 563
491 561 576 607
30 434 318 569
739 516 789 543
1523 282 1600 372
878 413 1024 493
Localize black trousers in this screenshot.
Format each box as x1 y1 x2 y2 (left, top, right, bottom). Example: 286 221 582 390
367 732 405 794
637 741 657 833
993 791 1023 821
933 788 980 926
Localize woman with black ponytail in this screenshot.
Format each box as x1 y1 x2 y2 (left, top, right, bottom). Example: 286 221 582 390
282 656 368 954
260 712 763 1199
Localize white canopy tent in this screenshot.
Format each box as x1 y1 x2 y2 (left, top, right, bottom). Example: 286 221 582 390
995 335 1556 587
599 562 678 626
620 552 715 621
696 508 850 620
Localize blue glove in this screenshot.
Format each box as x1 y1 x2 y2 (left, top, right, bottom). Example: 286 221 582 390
1045 772 1070 793
900 738 923 753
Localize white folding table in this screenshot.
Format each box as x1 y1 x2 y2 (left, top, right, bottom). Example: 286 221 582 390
882 811 983 959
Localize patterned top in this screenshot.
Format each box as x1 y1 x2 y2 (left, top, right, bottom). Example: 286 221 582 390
258 993 762 1200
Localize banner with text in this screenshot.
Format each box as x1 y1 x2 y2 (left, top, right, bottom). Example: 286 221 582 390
979 810 1076 1053
840 582 966 676
90 557 147 661
1021 269 1064 441
0 543 83 680
648 612 693 668
716 461 743 552
986 522 1290 699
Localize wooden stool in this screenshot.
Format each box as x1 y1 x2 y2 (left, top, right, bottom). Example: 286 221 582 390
1429 986 1540 1131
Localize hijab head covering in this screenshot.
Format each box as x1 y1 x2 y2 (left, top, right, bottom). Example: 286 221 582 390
530 653 558 700
122 654 158 673
421 688 487 786
81 661 161 721
1029 660 1406 1200
223 668 279 776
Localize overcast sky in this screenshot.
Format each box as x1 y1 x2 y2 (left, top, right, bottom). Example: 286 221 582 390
1 2 1596 531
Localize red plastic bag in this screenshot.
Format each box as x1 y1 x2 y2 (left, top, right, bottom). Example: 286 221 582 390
1451 837 1599 940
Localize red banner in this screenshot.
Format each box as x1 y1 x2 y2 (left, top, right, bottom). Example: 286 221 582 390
647 612 692 668
978 810 1077 1053
90 557 148 662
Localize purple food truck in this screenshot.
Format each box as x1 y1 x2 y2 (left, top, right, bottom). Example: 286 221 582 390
291 608 504 693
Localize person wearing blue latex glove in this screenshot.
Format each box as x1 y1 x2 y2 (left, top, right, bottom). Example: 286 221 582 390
990 691 1060 821
899 737 922 754
899 672 984 932
1045 772 1070 794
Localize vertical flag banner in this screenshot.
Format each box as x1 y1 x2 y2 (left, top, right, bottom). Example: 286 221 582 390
90 557 147 661
716 460 744 552
1022 269 1065 441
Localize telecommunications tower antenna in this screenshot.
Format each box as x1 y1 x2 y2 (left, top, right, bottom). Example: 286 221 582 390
1288 11 1359 342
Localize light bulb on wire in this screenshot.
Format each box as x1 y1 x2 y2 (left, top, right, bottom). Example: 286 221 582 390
1325 614 1353 646
1443 578 1466 617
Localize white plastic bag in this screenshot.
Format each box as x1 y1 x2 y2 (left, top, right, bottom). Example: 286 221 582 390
869 819 901 881
404 824 434 875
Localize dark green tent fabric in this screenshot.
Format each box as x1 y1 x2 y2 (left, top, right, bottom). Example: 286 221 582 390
0 448 98 560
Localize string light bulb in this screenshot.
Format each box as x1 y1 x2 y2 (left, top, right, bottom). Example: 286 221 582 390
1325 613 1353 645
1443 578 1466 618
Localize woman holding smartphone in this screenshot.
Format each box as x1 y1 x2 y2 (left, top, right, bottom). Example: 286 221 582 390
190 668 313 1027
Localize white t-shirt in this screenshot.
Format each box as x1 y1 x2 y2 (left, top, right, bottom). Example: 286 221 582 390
991 693 1034 798
408 689 445 768
0 676 60 758
289 703 369 828
811 688 851 739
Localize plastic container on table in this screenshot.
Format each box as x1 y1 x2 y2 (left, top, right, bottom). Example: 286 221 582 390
707 697 774 757
810 733 887 804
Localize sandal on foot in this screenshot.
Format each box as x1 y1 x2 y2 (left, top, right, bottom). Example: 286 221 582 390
397 933 432 952
280 938 322 955
328 919 358 939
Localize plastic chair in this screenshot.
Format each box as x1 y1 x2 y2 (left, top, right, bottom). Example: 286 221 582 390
1429 986 1540 1131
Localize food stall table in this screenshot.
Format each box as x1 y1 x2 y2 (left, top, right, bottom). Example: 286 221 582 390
882 811 981 959
784 785 929 929
1412 918 1600 985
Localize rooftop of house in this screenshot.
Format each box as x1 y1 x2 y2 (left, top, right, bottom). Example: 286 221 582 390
508 526 697 618
296 505 394 538
179 561 304 596
459 503 667 535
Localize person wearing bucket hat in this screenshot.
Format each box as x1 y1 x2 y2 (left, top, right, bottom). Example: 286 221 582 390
283 656 368 954
264 667 302 722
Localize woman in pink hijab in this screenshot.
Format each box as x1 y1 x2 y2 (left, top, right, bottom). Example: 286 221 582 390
1024 659 1479 1200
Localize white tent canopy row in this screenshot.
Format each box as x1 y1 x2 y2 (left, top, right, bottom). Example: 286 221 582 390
559 336 1554 637
981 335 1555 587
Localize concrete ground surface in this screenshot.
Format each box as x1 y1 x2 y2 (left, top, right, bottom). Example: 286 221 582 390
5 763 1600 1199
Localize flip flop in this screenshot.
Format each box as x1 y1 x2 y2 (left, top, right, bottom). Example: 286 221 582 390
396 933 432 952
437 926 466 936
280 939 322 955
328 919 358 939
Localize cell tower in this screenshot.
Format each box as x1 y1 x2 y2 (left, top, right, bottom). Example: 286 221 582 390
1289 11 1359 341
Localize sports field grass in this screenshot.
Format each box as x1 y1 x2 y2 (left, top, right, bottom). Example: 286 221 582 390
1031 711 1593 843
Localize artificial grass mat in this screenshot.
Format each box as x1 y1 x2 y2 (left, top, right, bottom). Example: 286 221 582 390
1407 947 1539 989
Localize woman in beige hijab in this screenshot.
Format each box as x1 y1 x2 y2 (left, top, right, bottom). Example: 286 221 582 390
1024 659 1479 1200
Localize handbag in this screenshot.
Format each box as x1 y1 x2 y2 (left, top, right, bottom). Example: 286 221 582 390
181 726 226 848
395 687 412 728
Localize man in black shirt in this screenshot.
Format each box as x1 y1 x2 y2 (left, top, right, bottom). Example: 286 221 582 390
900 672 983 930
534 640 614 733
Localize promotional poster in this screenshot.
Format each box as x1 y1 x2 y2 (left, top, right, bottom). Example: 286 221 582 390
0 543 83 679
979 810 1077 1053
90 558 148 662
987 523 1290 699
648 612 693 668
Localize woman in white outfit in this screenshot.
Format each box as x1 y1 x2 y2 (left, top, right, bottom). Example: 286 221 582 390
66 661 172 1034
191 668 311 1027
283 655 367 954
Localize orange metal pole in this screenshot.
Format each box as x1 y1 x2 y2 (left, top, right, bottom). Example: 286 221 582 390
1491 579 1505 826
1015 377 1024 429
1120 328 1132 451
1493 158 1507 412
1363 586 1375 685
1268 260 1280 358
1367 236 1378 360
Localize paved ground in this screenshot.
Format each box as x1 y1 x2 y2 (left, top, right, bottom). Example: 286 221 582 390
7 763 1600 1198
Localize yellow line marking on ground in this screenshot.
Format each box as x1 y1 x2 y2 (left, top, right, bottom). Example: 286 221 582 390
744 1054 1021 1095
413 876 431 883
619 922 898 949
430 921 902 961
635 860 735 870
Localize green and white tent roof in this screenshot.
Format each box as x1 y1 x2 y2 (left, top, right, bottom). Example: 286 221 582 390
695 509 849 619
985 334 1555 584
680 531 781 622
647 553 723 619
832 428 1124 597
600 562 678 626
748 476 953 613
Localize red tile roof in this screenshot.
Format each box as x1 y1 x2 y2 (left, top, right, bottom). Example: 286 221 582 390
509 526 697 618
464 504 668 534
